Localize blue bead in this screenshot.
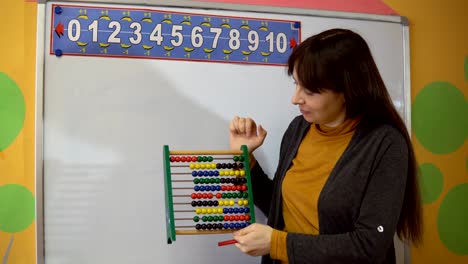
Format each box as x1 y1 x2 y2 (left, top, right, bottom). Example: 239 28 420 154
239 208 245 213
200 186 206 191
54 49 63 57
208 171 214 176
207 186 213 191
194 186 199 191
54 6 63 14
214 171 219 176
192 171 197 176
240 223 246 228
204 171 209 176
197 171 203 176
223 208 228 214
245 222 251 226
235 223 240 228
233 208 239 213
229 223 235 228
244 207 250 213
216 185 221 191
228 208 233 214
224 223 229 229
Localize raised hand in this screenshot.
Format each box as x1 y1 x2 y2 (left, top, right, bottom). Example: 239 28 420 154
229 116 267 153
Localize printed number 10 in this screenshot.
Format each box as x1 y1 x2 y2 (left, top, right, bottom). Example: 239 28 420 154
266 32 287 53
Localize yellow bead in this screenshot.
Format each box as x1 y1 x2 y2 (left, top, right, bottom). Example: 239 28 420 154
240 170 245 176
201 208 207 214
218 201 224 206
196 208 201 214
211 163 217 169
217 208 223 213
195 164 200 169
229 200 235 206
219 171 224 176
234 170 240 176
229 170 234 176
201 164 206 169
238 200 244 206
207 208 212 214
243 200 249 205
189 164 195 169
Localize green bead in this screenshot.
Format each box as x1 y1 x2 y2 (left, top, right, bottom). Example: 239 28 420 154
193 216 200 222
227 193 232 198
193 179 199 184
202 216 208 222
197 156 202 162
208 156 213 162
210 178 216 184
233 156 239 162
239 156 245 162
215 178 220 183
208 216 213 222
222 193 227 198
202 156 208 162
243 193 248 198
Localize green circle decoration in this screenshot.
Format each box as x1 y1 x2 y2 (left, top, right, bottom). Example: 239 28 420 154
0 184 35 233
412 81 468 154
465 56 468 81
419 163 444 204
0 72 26 151
438 183 468 255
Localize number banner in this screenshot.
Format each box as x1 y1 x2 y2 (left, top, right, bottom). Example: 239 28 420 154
50 4 301 66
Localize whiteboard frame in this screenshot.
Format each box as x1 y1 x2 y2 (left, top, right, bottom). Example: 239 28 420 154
35 1 412 264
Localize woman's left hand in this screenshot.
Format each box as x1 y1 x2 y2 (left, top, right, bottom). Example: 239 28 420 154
233 223 273 256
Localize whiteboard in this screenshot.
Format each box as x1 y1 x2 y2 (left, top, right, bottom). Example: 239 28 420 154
39 1 409 264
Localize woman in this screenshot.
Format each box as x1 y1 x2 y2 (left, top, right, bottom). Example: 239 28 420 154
229 29 422 264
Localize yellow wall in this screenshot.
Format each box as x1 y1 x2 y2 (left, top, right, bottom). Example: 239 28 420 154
0 0 37 264
0 0 466 263
383 0 468 263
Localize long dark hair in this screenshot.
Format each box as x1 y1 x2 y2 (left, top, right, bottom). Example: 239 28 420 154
288 28 422 245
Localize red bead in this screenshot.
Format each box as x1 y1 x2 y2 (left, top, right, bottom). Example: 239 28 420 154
234 216 240 221
208 193 213 199
181 156 187 162
236 185 242 191
241 185 247 191
202 193 208 199
229 216 235 221
175 156 181 162
225 185 230 191
170 156 175 162
221 186 226 191
239 215 245 221
191 156 197 162
191 193 197 199
224 215 229 221
197 193 202 199
245 215 250 221
216 193 222 199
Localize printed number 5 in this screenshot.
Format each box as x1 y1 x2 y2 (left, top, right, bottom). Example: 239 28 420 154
171 25 183 47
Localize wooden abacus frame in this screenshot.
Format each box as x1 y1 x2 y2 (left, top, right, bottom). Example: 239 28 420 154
163 145 256 244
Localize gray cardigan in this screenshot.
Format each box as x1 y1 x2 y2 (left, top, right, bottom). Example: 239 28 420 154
251 116 408 264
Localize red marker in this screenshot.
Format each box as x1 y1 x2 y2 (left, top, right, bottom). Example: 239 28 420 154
217 239 237 247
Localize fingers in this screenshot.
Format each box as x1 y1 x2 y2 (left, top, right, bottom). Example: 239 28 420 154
230 116 260 137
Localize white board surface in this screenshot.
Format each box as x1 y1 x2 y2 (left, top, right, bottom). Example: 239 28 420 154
41 1 408 263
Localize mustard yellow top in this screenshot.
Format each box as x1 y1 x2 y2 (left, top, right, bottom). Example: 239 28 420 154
270 118 360 263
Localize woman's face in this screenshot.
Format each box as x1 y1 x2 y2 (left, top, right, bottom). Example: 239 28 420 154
291 69 346 127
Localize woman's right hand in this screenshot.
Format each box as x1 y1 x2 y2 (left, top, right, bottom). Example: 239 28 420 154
229 116 267 154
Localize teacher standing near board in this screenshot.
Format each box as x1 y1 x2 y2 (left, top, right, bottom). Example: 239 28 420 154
228 28 422 264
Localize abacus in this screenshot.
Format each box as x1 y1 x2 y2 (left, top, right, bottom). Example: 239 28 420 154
163 145 256 244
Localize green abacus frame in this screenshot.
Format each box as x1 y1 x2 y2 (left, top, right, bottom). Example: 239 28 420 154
163 145 256 244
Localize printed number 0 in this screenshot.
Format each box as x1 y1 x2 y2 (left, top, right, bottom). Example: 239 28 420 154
67 19 81 42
